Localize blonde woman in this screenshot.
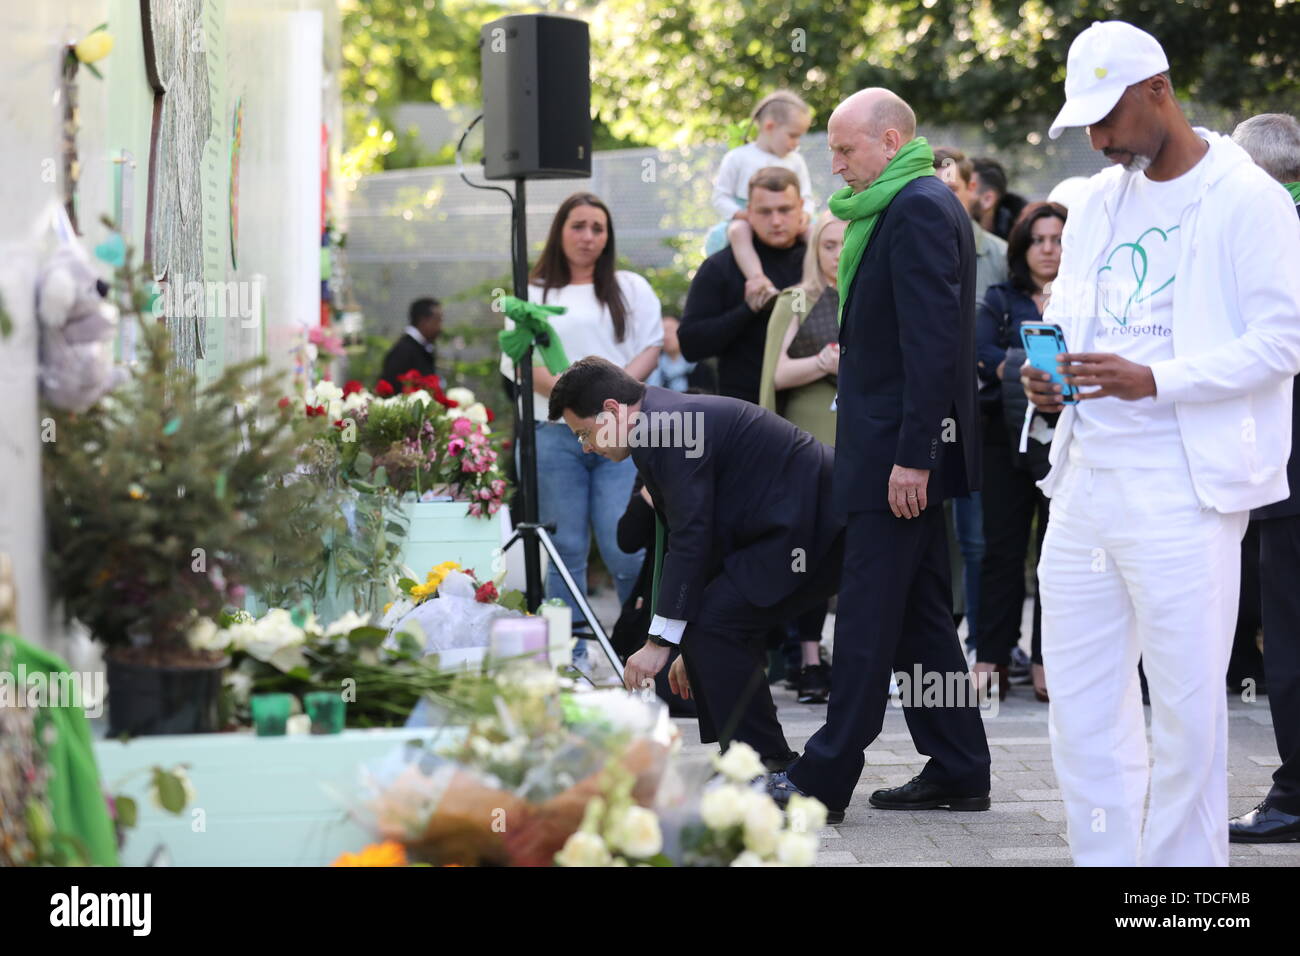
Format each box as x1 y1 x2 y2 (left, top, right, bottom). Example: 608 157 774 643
757 212 845 703
759 213 844 443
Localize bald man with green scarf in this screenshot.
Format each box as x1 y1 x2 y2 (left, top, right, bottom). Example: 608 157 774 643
769 89 990 823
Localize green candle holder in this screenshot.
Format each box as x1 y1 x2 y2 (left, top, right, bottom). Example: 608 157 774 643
251 693 292 737
304 691 345 735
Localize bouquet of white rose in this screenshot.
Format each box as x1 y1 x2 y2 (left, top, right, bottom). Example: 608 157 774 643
642 742 826 867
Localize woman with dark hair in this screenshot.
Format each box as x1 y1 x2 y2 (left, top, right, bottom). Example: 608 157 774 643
499 192 663 669
971 201 1067 703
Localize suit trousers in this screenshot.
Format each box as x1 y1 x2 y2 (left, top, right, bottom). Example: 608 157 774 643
1259 514 1300 815
789 506 992 811
681 535 844 764
975 420 1050 667
1038 455 1248 866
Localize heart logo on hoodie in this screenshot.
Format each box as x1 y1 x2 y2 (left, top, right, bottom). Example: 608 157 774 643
1098 225 1180 325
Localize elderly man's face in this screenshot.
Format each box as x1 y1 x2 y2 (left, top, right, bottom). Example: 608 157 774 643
829 116 893 193
1086 82 1162 173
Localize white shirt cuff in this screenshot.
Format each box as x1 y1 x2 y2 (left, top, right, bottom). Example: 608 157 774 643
648 615 687 645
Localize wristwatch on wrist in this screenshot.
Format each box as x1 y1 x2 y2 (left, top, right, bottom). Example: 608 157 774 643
646 633 674 649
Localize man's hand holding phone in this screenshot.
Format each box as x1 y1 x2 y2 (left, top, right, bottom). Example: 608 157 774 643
1023 352 1158 410
1022 362 1068 414
1058 353 1157 401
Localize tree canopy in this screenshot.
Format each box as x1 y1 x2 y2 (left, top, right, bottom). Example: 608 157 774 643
341 0 1300 174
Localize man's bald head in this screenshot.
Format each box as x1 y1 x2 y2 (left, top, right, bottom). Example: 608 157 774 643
828 88 918 193
831 88 917 142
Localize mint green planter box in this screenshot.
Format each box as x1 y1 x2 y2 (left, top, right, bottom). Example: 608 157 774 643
304 500 506 623
94 727 461 866
398 500 503 581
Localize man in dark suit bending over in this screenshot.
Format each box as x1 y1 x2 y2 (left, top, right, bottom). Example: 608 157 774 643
768 88 992 821
548 356 845 786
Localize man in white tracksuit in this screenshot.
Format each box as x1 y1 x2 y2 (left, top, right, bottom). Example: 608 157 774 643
1023 21 1300 866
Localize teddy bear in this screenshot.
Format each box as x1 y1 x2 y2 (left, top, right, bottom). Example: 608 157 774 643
37 243 125 412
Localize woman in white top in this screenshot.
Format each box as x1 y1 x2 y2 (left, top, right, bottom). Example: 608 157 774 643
500 192 662 666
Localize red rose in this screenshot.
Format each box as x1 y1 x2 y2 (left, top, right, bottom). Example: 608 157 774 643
305 403 326 417
397 369 423 382
277 396 291 409
375 380 395 397
342 380 364 397
419 374 442 392
333 419 346 430
485 406 495 423
474 581 498 604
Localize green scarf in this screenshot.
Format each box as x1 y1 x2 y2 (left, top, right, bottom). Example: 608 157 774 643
497 296 571 375
1286 182 1300 204
827 136 937 324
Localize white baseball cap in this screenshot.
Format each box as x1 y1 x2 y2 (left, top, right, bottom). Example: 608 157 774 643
1048 21 1170 140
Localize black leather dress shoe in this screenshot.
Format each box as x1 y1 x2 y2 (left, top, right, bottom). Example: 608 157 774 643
1229 801 1300 843
766 771 845 825
869 775 991 811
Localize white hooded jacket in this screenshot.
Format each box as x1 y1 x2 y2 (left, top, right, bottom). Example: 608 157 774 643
1031 129 1300 514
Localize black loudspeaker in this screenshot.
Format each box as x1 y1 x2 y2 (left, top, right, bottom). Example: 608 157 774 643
479 14 592 181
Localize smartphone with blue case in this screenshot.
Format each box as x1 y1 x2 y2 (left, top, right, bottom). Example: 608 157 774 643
1019 323 1078 404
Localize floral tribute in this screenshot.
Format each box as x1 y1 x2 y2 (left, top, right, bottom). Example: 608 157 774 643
288 373 506 518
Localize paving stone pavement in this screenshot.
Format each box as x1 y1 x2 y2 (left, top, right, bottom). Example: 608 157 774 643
671 665 1293 867
582 588 1293 867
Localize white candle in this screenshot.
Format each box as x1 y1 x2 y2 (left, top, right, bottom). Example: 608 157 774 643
540 604 572 669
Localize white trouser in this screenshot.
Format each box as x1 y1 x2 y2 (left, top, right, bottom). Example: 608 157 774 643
1038 455 1248 866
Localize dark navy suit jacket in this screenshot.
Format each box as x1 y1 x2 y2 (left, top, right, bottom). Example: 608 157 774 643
629 386 842 621
832 174 981 514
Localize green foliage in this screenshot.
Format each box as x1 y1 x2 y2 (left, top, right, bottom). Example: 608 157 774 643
591 0 1300 148
42 249 336 655
340 0 515 175
343 0 1300 169
329 494 410 615
229 624 458 729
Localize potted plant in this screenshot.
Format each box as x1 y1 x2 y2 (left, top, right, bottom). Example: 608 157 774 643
42 252 334 737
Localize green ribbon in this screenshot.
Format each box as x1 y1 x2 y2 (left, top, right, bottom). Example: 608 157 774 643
497 296 571 376
1286 182 1300 204
828 136 937 324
